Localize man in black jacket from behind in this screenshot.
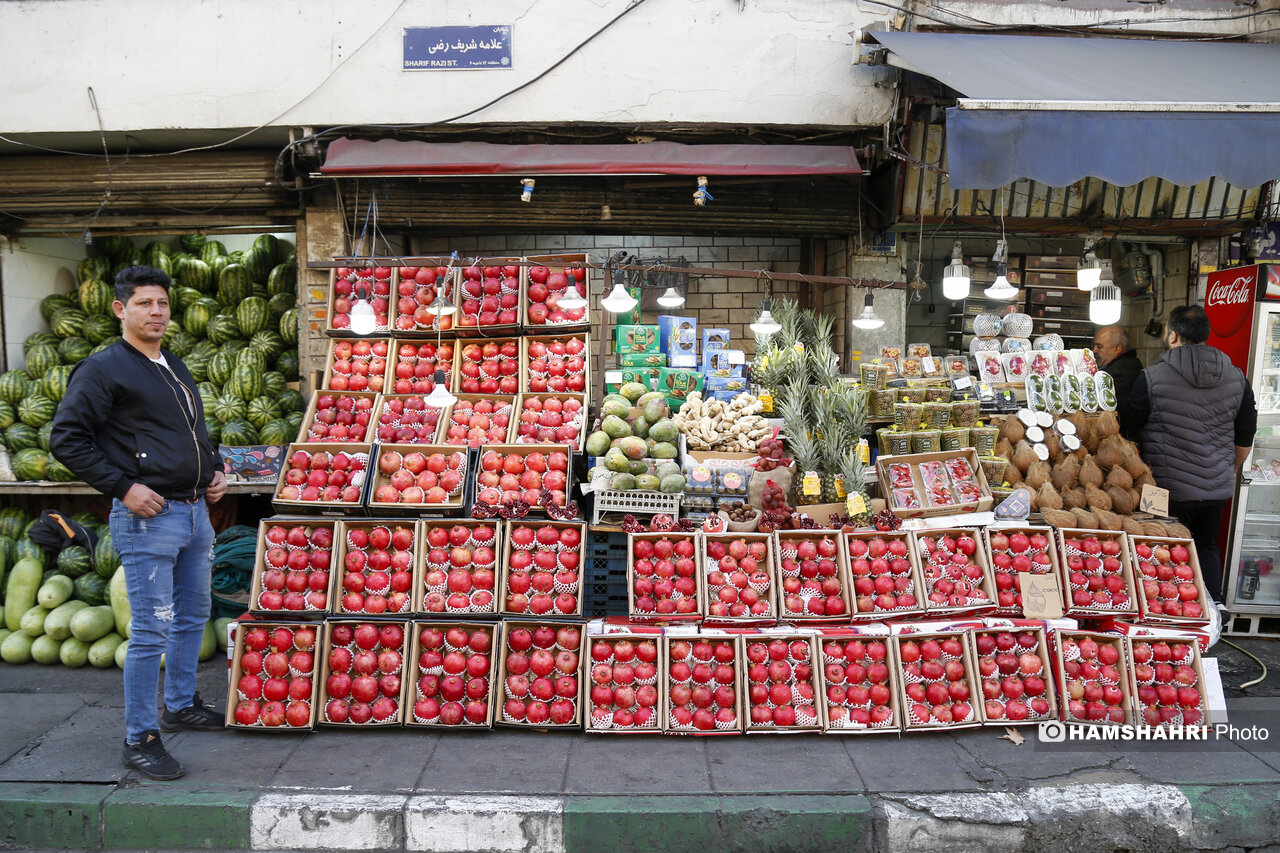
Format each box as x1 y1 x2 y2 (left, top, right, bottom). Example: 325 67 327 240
51 266 227 780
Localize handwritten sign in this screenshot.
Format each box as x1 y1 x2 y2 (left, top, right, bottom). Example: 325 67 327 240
1020 574 1064 620
1139 484 1170 517
404 26 512 70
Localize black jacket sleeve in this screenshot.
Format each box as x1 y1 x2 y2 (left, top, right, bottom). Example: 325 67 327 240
1236 382 1258 448
49 360 136 500
1119 371 1151 440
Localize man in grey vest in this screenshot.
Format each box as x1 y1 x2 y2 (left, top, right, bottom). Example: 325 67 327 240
1120 304 1256 603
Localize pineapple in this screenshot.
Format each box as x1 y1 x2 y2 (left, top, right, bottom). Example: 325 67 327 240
814 389 847 502
780 393 822 506
837 446 872 526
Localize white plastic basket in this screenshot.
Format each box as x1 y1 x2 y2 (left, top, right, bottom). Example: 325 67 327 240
592 489 682 524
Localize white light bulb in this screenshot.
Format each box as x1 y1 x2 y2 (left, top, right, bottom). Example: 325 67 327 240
984 273 1018 301
851 293 885 330
425 294 456 316
349 298 377 335
941 241 970 300
1089 283 1122 325
1077 251 1103 291
750 308 781 336
424 370 457 408
600 283 637 314
656 287 685 308
558 287 588 310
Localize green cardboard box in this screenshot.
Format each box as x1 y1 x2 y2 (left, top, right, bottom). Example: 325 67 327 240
656 367 704 413
619 351 667 368
614 324 660 354
605 368 658 394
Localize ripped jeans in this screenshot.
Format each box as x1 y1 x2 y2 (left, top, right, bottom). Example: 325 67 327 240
109 497 215 741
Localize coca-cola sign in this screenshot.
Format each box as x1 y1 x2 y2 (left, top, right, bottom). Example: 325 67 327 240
1205 265 1258 371
1207 274 1255 308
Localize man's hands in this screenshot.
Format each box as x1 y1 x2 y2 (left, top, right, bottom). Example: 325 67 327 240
122 483 167 517
207 470 228 504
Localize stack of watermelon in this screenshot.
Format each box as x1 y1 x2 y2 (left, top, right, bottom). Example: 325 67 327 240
0 507 227 667
0 233 306 481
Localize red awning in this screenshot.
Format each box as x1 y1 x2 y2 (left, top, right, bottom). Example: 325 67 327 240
317 138 862 178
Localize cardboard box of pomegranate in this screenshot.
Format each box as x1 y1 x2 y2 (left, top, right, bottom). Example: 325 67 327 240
972 625 1058 726
387 338 455 397
499 519 586 618
454 338 523 396
297 390 381 444
453 259 524 335
1127 535 1211 626
388 260 458 338
701 532 777 625
367 444 469 515
910 528 998 617
1125 634 1208 728
524 253 591 332
249 518 338 616
846 530 925 623
316 620 412 727
588 617 666 635
272 443 373 516
1050 629 1134 727
414 519 502 617
511 392 588 453
473 444 573 513
660 631 745 735
815 628 902 734
370 394 447 445
520 332 591 395
330 519 421 617
585 632 666 732
877 449 993 519
405 621 501 729
1056 528 1139 618
741 630 825 732
893 630 984 730
983 526 1061 617
1103 620 1211 655
226 621 321 730
494 620 586 728
326 263 395 336
438 394 517 447
321 337 392 394
628 531 705 623
773 529 853 623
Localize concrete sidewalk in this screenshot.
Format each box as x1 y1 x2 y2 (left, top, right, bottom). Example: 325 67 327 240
1 639 1278 853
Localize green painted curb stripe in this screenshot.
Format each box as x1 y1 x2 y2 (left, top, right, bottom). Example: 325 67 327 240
563 794 871 853
0 781 111 849
1180 784 1280 848
103 788 255 850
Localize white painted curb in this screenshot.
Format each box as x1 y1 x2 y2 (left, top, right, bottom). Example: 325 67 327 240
405 795 565 853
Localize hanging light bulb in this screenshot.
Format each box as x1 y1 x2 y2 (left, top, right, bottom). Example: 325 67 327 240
558 284 588 311
983 240 1018 300
1077 248 1103 292
425 293 456 316
749 300 782 336
424 369 458 408
851 292 885 330
349 282 377 335
1090 263 1122 325
656 287 685 308
941 240 971 300
601 282 637 314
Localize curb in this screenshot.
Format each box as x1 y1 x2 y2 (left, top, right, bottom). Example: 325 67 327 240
2 783 1277 852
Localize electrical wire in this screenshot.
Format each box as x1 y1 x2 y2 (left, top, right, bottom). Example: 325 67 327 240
1219 638 1268 691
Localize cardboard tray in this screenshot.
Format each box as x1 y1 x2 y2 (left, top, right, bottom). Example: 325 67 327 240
498 519 587 618
971 625 1060 726
584 632 668 733
523 252 592 333
520 331 591 395
366 444 470 516
1055 528 1139 618
330 518 423 618
414 518 504 616
815 627 903 735
314 619 413 727
436 394 516 447
401 620 500 729
1123 634 1208 728
626 530 705 623
660 632 745 735
369 394 447 446
510 392 589 453
909 528 999 618
387 260 460 338
454 337 524 396
453 258 525 337
741 631 827 733
700 531 778 626
473 444 573 514
876 448 994 519
1125 535 1211 627
324 264 397 337
845 530 927 623
493 619 588 729
224 621 321 731
773 529 854 624
320 337 393 395
296 389 381 445
983 526 1062 618
386 337 457 396
892 630 985 731
1049 629 1135 727
271 443 374 517
247 517 339 617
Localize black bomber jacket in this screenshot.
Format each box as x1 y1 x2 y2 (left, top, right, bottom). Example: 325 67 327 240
50 339 220 502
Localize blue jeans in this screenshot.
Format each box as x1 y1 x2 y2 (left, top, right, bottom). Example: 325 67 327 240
109 498 215 741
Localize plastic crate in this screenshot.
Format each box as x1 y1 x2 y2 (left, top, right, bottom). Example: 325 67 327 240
584 530 629 617
591 489 682 525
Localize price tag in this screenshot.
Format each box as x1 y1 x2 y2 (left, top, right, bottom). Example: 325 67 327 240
857 438 870 465
952 375 973 391
846 493 867 516
834 473 847 499
976 381 996 402
759 391 773 413
802 471 822 496
793 342 806 354
1140 484 1170 516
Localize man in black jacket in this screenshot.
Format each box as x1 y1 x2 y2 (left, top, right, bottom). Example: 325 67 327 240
51 266 227 780
1093 325 1143 404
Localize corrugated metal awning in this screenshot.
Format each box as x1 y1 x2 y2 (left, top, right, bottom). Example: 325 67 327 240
868 32 1280 189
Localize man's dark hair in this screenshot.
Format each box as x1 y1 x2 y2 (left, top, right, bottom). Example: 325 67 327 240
1168 304 1210 345
114 265 171 305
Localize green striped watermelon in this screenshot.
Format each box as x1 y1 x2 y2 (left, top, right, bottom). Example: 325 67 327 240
56 545 93 579
167 332 197 359
284 411 304 436
38 365 73 403
197 382 220 411
279 308 299 345
5 422 39 451
92 337 121 356
180 233 206 253
253 234 281 264
73 573 108 606
260 371 286 399
208 255 229 281
160 321 183 349
17 394 57 427
226 362 264 401
37 421 52 451
206 350 235 387
81 315 119 345
24 345 60 379
206 315 239 345
216 264 253 307
0 371 33 405
278 388 305 414
267 292 294 321
174 286 204 314
213 394 247 423
189 340 218 361
57 336 93 364
185 353 211 383
204 417 222 445
219 419 257 445
258 418 291 445
111 255 142 279
17 537 45 567
0 401 14 430
24 332 60 353
78 277 115 317
267 262 296 296
235 297 269 336
250 331 285 362
141 240 171 268
0 509 28 541
242 247 272 285
234 347 268 374
11 447 49 480
246 396 280 429
220 338 248 358
94 529 119 578
275 350 299 380
50 308 87 339
183 298 218 338
45 456 78 483
199 240 227 265
41 293 78 322
77 256 112 283
97 235 135 262
180 257 214 294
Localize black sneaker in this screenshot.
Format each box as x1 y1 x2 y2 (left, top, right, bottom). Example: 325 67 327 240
122 731 185 781
160 692 224 733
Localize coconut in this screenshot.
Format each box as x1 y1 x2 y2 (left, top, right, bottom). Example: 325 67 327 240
1043 431 1062 463
1122 517 1146 536
1096 437 1123 471
1041 508 1078 529
1094 508 1123 531
1063 487 1087 510
1071 508 1099 529
1080 419 1101 454
1121 442 1147 478
1012 440 1038 474
1079 457 1104 489
1000 417 1026 444
1142 521 1170 537
1003 462 1023 487
995 437 1015 462
1085 484 1112 512
1106 485 1135 515
1134 471 1157 488
1038 482 1064 511
1051 457 1079 492
1105 467 1133 490
1095 410 1120 438
1025 460 1052 491
1165 523 1191 539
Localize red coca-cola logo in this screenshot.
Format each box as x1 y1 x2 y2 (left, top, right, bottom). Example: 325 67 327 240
1205 269 1256 337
